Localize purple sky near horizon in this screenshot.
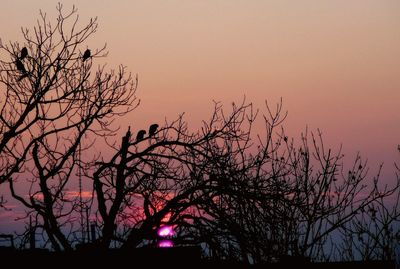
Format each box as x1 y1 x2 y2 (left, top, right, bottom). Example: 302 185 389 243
1 0 399 234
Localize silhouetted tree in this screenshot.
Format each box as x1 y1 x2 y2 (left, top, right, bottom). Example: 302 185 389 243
173 102 400 264
88 101 254 250
1 5 399 264
336 165 400 261
0 4 138 250
87 98 400 263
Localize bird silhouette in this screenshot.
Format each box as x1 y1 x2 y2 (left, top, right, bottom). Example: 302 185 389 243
126 126 131 139
20 47 28 60
122 126 132 146
136 130 146 142
15 59 26 73
148 124 159 137
82 49 91 61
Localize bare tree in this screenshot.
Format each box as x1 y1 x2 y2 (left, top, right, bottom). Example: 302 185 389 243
180 102 400 264
1 5 399 264
70 97 400 263
0 4 138 250
87 100 255 250
336 165 400 261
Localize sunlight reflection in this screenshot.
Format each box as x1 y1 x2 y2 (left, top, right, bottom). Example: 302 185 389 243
158 239 174 248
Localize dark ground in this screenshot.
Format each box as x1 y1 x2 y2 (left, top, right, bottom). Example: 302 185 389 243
0 246 395 268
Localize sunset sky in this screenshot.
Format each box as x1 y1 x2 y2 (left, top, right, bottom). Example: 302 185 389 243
1 1 399 231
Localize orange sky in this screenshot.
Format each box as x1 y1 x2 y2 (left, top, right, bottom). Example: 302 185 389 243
1 1 399 172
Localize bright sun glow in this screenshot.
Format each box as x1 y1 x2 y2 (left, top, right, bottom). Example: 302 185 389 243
157 225 174 237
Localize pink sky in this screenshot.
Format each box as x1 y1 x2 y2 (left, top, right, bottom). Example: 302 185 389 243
0 0 399 215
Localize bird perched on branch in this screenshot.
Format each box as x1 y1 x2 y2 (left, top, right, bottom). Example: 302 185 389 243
136 130 146 142
126 126 131 139
148 124 159 137
122 126 132 146
15 59 26 74
82 49 91 61
20 47 28 60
